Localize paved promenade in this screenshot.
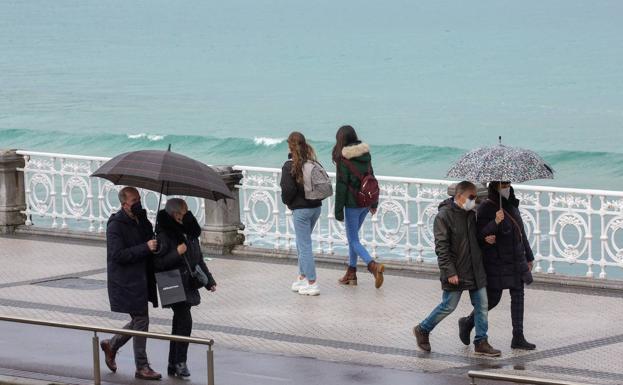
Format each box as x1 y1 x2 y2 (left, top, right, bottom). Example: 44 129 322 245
0 234 622 385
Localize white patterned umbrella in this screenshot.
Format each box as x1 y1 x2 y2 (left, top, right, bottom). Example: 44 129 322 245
447 137 554 184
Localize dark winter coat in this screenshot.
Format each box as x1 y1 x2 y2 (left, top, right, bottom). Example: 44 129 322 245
153 210 216 307
106 208 158 314
434 198 487 291
477 187 534 290
280 155 322 210
334 142 378 222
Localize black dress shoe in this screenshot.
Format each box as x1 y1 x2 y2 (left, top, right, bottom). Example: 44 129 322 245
100 339 117 373
174 363 191 377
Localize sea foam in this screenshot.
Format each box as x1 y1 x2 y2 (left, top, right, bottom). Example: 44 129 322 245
253 136 285 147
127 133 165 141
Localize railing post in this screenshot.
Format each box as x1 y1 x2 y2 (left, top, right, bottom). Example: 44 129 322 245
207 346 215 385
201 166 245 255
0 149 26 234
92 332 101 385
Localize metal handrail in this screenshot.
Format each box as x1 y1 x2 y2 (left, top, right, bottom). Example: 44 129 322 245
0 315 216 385
468 370 590 385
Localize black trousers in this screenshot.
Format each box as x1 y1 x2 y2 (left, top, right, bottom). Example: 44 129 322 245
169 302 193 365
466 286 525 335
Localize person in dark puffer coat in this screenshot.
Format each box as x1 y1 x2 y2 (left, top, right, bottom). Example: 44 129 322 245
153 198 217 377
458 182 536 350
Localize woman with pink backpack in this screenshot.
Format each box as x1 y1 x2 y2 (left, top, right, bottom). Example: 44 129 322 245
333 125 385 289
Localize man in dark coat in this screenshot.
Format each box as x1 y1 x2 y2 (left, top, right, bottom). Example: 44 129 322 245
100 187 161 380
459 182 536 350
413 181 501 356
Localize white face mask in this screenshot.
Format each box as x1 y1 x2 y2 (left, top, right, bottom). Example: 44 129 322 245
462 198 476 211
500 187 511 200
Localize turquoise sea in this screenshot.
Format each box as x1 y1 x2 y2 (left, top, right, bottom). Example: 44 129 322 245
1 0 623 190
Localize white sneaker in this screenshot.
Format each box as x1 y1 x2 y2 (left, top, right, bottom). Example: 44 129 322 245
291 277 307 292
298 282 320 296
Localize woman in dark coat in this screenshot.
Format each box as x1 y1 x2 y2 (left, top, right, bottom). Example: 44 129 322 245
459 182 536 350
154 198 217 377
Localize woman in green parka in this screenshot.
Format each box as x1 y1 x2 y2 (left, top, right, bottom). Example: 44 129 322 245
333 125 385 288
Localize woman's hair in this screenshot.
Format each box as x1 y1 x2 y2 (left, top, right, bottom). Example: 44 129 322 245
332 125 359 164
487 181 511 197
165 198 187 216
287 131 316 184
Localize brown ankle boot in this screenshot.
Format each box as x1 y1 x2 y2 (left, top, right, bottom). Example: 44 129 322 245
474 338 502 357
367 261 385 288
413 325 431 352
338 266 357 285
135 366 162 380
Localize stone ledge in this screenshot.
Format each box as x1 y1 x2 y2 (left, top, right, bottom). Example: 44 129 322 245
7 228 623 293
14 226 106 243
231 245 623 293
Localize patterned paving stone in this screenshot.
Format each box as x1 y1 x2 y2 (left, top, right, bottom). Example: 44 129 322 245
0 235 622 384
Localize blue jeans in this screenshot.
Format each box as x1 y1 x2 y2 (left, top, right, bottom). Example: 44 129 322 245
420 287 489 343
292 207 321 281
344 207 373 267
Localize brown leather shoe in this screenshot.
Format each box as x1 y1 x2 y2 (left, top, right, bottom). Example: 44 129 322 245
135 366 162 380
367 261 385 288
474 339 502 357
100 339 117 373
413 325 431 352
338 266 357 285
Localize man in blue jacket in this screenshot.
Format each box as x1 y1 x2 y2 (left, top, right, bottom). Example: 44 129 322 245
100 187 161 380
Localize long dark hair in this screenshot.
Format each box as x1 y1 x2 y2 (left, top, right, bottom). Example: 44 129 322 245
287 131 316 184
332 125 359 164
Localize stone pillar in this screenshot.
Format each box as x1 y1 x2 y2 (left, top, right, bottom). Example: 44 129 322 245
0 149 26 234
201 166 245 254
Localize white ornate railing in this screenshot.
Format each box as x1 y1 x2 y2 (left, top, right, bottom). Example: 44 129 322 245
14 151 623 279
16 150 205 232
234 165 623 279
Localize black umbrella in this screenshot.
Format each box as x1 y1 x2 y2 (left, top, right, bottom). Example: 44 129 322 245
91 145 233 206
